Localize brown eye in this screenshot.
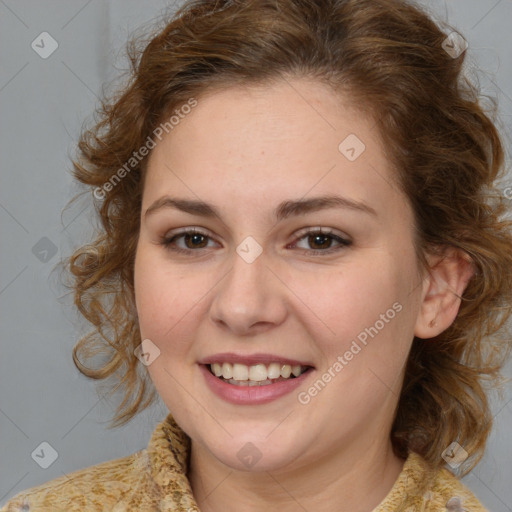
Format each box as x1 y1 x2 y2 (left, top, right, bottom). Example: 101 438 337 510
161 228 216 254
307 233 334 250
182 232 209 249
292 228 352 254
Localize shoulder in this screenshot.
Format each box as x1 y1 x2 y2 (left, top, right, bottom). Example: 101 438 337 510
0 449 151 512
402 452 489 511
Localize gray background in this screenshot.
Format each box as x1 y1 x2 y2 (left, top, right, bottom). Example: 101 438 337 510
0 0 511 509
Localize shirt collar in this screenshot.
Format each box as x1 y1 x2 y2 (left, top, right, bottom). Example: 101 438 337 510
147 412 433 511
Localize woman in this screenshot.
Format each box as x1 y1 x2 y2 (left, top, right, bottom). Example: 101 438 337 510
3 0 511 510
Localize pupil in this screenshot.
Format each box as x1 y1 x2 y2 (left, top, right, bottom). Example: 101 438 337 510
186 233 207 248
310 234 330 249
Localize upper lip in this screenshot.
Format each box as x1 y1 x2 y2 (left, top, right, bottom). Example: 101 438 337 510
198 352 314 368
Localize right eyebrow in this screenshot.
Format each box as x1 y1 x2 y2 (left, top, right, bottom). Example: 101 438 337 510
144 194 377 221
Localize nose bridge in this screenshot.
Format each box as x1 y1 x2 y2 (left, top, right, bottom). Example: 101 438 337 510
209 242 286 333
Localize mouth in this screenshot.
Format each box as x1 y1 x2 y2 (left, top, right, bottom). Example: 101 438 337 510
207 362 313 387
199 353 315 404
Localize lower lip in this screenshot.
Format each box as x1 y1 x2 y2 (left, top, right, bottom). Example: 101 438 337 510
199 364 313 405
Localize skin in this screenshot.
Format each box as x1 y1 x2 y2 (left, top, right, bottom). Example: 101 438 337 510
134 77 474 512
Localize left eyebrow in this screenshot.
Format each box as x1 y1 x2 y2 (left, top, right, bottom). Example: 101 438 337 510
275 195 377 220
144 194 377 221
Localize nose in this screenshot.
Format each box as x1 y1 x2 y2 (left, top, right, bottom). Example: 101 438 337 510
208 246 288 336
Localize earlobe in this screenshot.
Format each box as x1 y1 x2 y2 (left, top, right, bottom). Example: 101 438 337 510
414 247 475 339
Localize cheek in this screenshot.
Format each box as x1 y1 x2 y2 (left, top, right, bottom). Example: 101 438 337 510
134 249 187 341
292 258 402 343
289 253 418 384
134 248 216 365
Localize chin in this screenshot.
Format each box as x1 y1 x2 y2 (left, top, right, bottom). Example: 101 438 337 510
202 433 309 473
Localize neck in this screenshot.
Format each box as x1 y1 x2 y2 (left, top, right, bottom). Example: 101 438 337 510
188 436 405 512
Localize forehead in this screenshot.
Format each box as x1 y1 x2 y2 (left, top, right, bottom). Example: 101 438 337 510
143 78 403 219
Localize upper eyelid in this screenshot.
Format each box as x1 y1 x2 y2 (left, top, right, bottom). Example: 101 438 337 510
293 226 348 238
163 226 351 249
163 226 350 241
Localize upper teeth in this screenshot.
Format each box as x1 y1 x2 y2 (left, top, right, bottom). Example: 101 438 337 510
210 362 304 381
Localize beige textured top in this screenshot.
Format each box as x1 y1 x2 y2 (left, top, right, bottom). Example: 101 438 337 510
1 413 488 511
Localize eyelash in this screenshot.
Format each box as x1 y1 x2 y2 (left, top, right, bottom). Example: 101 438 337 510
159 227 352 256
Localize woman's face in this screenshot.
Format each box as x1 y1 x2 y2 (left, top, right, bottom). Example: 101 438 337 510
134 78 426 472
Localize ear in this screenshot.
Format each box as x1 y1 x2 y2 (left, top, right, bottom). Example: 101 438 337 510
414 247 475 339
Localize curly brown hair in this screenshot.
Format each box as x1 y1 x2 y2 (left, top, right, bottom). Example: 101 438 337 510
67 0 512 476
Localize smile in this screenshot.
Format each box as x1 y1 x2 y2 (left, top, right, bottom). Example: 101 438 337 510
199 356 314 405
208 362 308 386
